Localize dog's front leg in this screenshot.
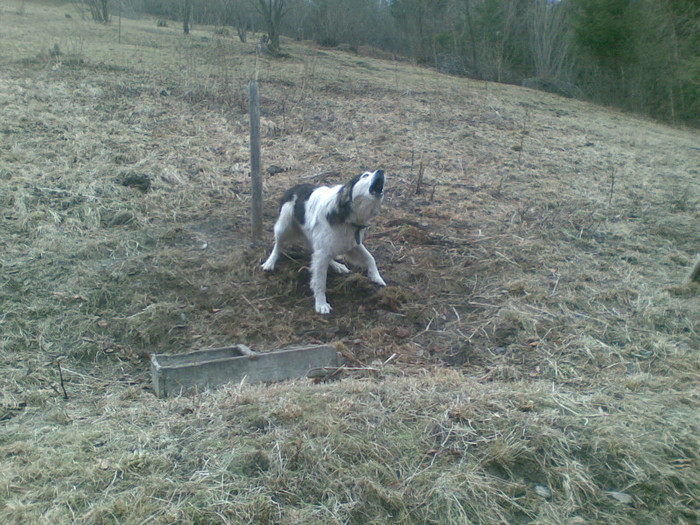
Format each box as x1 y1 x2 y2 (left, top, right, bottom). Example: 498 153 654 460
348 245 387 286
261 243 280 272
310 252 333 314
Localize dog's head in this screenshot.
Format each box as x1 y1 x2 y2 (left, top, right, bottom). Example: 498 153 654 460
352 169 385 200
329 170 386 227
347 169 385 223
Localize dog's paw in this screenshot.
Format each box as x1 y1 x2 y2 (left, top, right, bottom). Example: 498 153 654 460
329 261 350 274
370 274 387 287
261 259 276 272
315 301 332 315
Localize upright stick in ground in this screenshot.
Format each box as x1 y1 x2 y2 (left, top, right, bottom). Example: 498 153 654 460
249 80 262 240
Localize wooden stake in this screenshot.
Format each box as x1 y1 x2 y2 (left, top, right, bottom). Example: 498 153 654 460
249 80 263 240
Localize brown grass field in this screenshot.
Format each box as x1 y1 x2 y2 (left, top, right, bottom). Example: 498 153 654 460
1 1 699 523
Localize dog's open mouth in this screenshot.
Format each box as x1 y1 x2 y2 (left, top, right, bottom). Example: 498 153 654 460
370 170 385 195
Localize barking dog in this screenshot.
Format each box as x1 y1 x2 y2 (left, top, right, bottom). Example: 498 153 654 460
262 170 387 314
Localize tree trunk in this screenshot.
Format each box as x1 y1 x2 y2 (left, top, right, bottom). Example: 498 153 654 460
101 0 109 23
235 13 247 43
464 0 478 74
183 0 192 34
257 0 286 54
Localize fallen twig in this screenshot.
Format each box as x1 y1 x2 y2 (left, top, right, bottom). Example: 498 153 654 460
57 361 69 400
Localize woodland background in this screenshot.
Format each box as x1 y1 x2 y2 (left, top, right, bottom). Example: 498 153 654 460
81 0 700 126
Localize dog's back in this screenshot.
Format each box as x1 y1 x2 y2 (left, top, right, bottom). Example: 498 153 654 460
280 183 316 227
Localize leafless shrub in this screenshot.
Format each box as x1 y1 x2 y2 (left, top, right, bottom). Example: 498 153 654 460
528 0 573 92
78 0 111 23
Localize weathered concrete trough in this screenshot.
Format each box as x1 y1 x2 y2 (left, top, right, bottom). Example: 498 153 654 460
151 344 339 397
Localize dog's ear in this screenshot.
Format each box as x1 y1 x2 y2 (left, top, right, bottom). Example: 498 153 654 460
341 173 363 203
338 184 352 206
329 185 352 225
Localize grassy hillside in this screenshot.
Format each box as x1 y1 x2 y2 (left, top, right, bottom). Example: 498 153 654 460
1 2 699 523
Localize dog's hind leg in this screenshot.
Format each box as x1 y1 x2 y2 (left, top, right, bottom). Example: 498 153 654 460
261 202 294 272
310 252 333 314
347 245 386 286
329 260 350 274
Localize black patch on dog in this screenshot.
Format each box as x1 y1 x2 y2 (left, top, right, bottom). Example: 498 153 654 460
327 174 362 226
281 183 316 225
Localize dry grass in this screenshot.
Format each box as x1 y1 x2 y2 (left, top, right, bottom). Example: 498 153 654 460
1 2 699 523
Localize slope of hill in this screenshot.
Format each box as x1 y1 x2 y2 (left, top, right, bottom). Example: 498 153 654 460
1 2 699 523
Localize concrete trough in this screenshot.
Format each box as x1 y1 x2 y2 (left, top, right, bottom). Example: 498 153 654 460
151 344 339 397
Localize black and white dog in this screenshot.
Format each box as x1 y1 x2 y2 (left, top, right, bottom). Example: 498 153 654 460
262 170 387 314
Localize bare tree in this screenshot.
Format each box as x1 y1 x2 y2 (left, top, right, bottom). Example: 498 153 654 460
256 0 290 53
234 12 249 42
183 0 194 34
305 0 379 48
528 0 572 88
309 0 343 47
391 0 448 65
486 0 520 83
461 0 479 74
222 0 252 42
80 0 110 23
